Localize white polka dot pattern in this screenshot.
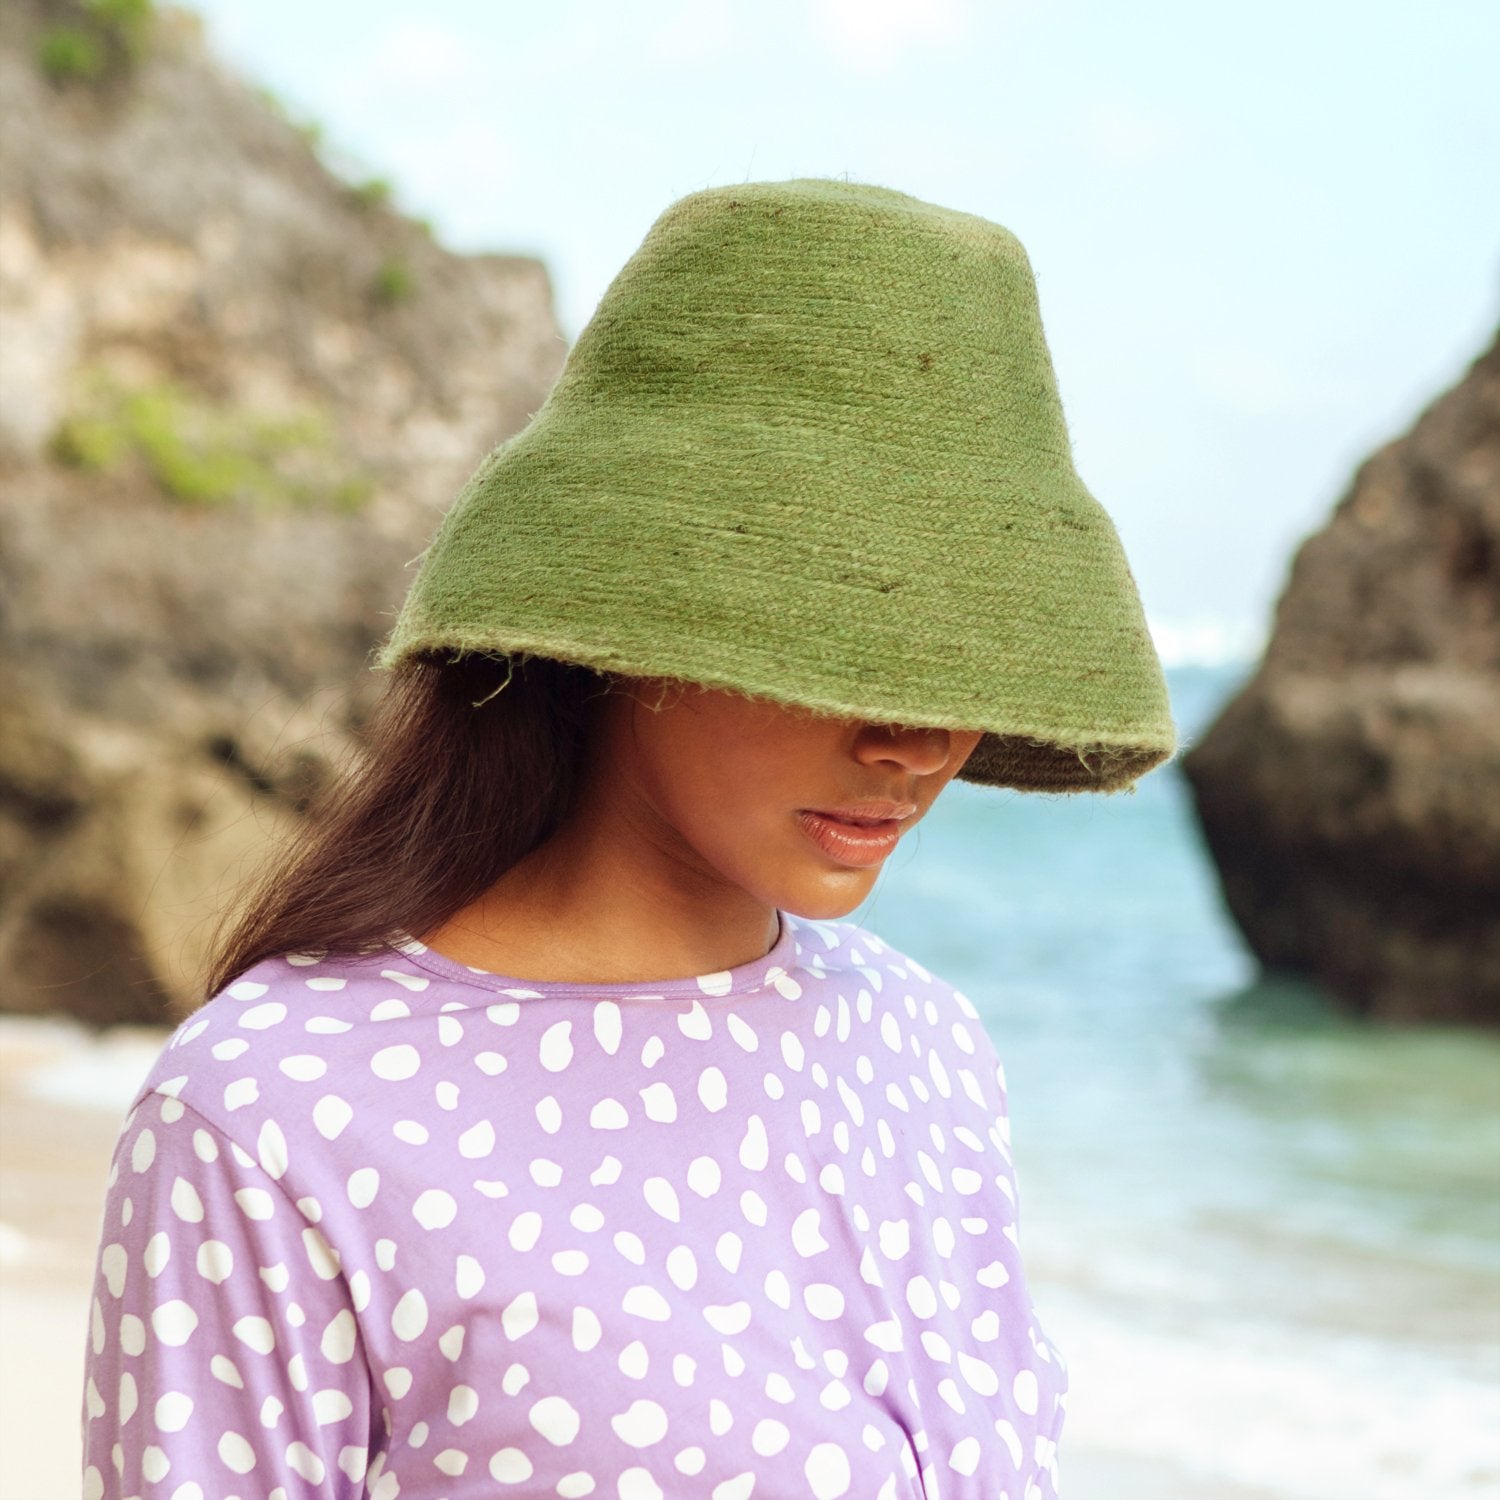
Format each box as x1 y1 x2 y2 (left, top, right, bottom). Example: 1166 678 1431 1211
82 1098 370 1496
82 914 1067 1497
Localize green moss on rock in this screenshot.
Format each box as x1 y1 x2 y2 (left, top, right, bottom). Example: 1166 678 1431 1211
52 372 374 512
348 177 394 211
35 0 155 85
36 25 107 83
371 255 417 306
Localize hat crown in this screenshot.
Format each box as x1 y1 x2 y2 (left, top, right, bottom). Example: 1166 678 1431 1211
558 179 1072 468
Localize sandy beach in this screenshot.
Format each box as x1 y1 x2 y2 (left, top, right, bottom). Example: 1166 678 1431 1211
0 1015 173 1500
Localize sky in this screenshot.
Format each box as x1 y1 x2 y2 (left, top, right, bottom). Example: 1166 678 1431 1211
189 0 1500 667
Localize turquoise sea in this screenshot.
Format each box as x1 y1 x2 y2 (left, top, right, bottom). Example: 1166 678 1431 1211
855 662 1500 1499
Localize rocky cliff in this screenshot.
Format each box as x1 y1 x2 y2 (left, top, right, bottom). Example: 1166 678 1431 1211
1181 330 1500 1025
0 0 567 1023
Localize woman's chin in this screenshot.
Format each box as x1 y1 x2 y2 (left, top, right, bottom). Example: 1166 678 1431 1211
779 870 881 922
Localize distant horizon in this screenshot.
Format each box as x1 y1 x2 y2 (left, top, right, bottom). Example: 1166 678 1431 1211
1148 617 1265 671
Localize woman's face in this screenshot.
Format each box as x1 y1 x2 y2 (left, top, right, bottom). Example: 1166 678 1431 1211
581 677 984 920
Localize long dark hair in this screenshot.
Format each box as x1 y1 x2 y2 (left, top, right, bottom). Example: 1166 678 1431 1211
202 651 610 999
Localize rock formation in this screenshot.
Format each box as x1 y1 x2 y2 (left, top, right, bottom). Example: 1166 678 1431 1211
1181 329 1500 1025
0 0 567 1023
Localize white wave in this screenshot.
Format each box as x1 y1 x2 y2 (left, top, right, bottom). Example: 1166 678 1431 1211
0 1013 170 1117
1038 1282 1499 1500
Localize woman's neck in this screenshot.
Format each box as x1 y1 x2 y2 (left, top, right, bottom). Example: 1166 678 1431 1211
417 795 781 985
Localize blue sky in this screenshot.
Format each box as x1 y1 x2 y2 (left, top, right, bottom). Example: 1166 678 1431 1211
191 0 1499 666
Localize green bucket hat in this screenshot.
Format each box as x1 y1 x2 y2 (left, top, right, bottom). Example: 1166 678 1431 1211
377 177 1176 793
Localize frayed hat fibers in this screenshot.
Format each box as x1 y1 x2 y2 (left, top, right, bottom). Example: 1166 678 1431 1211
377 177 1177 793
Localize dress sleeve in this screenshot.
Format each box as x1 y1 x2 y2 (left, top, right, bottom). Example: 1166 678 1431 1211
81 1090 377 1499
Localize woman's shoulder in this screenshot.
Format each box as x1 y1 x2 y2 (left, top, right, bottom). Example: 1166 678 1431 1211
792 912 984 1019
124 944 434 1142
790 913 999 1083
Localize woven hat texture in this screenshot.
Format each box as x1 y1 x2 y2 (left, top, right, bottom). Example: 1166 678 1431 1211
377 177 1177 792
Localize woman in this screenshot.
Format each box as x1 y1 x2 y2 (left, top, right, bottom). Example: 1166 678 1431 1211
81 178 1174 1499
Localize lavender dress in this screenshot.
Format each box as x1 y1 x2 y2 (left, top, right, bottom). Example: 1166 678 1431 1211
81 912 1068 1498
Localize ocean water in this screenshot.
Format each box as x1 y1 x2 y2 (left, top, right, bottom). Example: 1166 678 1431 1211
854 662 1500 1498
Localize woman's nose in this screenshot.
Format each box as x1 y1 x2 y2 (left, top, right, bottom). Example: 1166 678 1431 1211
853 720 954 775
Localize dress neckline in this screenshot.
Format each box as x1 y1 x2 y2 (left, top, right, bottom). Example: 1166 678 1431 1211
384 908 800 1003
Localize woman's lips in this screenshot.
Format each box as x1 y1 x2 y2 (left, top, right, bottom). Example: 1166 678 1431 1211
796 807 910 867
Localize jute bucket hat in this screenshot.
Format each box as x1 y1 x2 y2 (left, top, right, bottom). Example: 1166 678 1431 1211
377 177 1177 792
